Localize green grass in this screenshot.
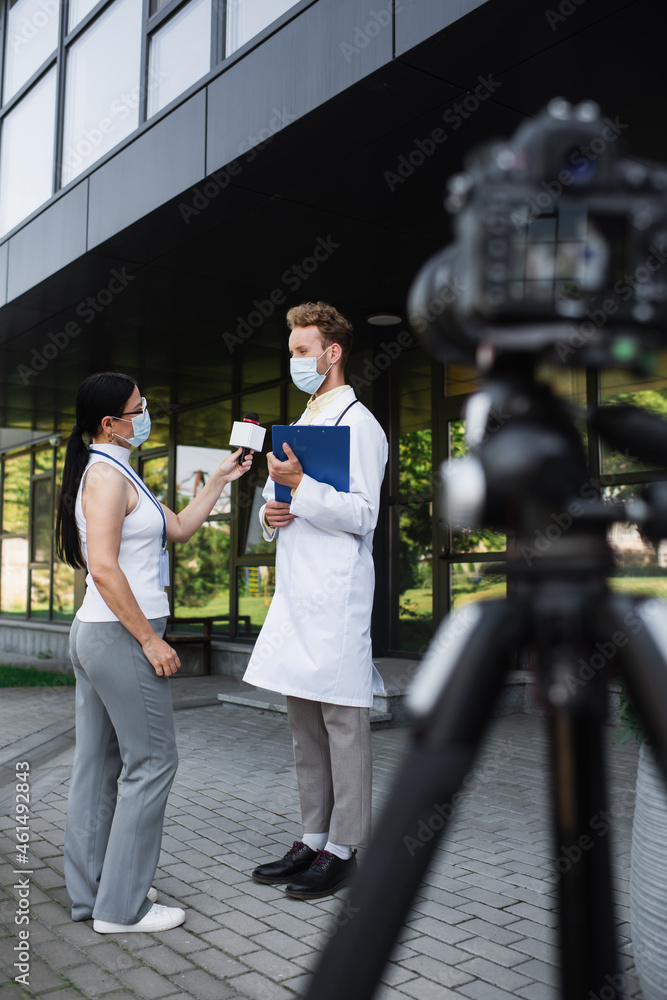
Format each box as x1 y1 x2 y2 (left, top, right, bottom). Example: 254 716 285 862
0 665 76 687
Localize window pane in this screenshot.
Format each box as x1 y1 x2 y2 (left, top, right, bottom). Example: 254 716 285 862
3 0 59 102
173 520 231 619
176 400 233 514
30 567 51 618
226 0 298 55
69 0 101 31
141 454 169 502
147 0 211 118
34 448 54 474
62 0 143 185
53 560 75 619
397 348 433 651
31 477 53 562
238 387 280 556
2 454 31 534
599 360 667 477
0 67 56 236
237 565 273 635
451 562 506 610
448 419 506 554
1 538 29 615
398 506 433 653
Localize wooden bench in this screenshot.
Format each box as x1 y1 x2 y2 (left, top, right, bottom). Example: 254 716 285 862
165 616 251 675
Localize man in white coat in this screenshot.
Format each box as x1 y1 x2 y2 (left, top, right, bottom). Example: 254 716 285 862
243 301 388 899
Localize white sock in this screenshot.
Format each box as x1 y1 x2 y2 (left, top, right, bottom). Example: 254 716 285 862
325 840 353 860
302 832 328 851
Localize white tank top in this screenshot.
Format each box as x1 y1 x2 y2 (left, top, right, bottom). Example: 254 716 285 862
75 443 170 623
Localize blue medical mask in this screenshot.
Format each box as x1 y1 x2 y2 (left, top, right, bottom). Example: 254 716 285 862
290 347 333 394
113 397 152 447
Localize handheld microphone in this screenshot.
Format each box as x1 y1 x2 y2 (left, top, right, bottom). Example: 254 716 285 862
229 412 266 461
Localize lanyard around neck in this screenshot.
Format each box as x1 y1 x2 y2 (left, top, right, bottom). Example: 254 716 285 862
88 449 167 550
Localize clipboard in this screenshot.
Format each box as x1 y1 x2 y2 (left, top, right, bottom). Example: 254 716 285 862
271 425 350 503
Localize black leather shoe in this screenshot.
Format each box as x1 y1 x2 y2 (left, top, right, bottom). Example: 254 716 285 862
252 841 318 884
285 849 357 899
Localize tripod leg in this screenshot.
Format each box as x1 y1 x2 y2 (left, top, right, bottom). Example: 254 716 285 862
549 703 620 998
598 593 667 778
303 599 526 1000
533 587 621 998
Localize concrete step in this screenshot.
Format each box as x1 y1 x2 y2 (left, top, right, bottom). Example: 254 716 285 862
213 675 393 728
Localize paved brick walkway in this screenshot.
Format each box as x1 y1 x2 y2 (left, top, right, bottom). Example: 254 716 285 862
0 684 644 1000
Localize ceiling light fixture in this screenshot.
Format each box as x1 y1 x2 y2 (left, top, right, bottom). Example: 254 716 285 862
366 313 402 326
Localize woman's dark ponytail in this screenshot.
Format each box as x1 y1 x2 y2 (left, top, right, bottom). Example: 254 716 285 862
55 373 137 569
55 425 90 568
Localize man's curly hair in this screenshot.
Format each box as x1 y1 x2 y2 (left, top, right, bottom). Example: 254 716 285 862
286 301 353 366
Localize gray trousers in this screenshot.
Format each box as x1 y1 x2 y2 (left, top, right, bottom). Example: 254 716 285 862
64 617 178 924
286 697 372 846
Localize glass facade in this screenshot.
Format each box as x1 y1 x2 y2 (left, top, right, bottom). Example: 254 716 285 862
0 0 300 233
147 0 211 119
0 64 56 235
3 0 58 101
62 0 142 185
226 0 299 55
2 355 667 659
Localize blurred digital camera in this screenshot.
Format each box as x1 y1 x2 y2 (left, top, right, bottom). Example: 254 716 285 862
408 98 667 370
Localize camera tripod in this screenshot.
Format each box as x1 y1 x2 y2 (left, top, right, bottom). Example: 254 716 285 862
304 357 667 1000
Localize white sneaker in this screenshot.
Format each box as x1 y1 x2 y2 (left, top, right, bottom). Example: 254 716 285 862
147 886 158 903
93 903 185 934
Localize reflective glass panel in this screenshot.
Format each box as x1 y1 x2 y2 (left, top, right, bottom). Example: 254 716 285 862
238 387 280 556
141 454 169 502
605 486 667 600
397 348 433 650
1 537 29 615
30 567 51 618
397 506 433 653
69 0 101 31
147 0 212 118
451 561 506 610
31 477 53 562
3 0 58 102
448 420 506 554
173 520 231 619
599 359 667 477
0 67 56 236
62 0 143 185
226 0 298 55
2 454 31 534
34 448 54 474
52 560 76 619
236 565 273 635
176 400 233 515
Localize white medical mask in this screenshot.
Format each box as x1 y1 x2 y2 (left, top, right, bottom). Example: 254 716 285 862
290 347 333 394
112 397 152 447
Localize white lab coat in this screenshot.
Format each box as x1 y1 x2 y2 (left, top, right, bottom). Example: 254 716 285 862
243 387 388 707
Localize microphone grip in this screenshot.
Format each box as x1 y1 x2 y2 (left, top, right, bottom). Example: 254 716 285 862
240 446 250 463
